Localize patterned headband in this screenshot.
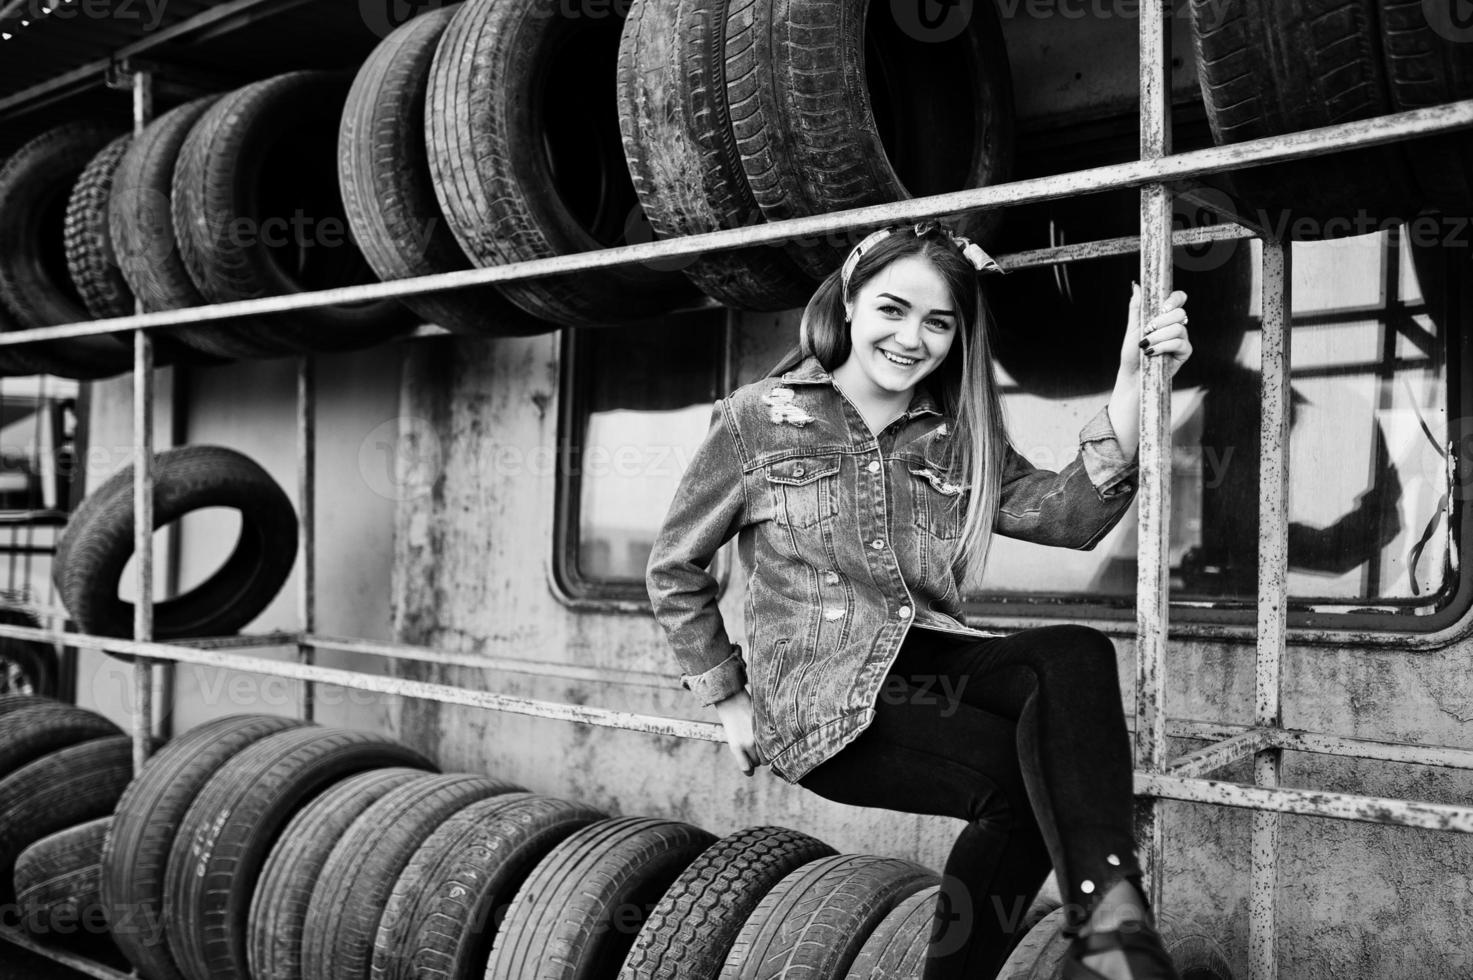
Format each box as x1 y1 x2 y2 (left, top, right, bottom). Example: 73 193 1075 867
839 221 1006 299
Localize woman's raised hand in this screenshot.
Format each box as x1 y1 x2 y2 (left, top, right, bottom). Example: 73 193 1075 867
713 689 763 776
1120 282 1193 382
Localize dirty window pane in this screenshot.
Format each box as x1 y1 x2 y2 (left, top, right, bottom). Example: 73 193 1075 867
972 223 1458 616
560 314 727 592
0 376 81 603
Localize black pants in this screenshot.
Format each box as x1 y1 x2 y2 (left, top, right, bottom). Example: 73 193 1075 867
796 623 1144 980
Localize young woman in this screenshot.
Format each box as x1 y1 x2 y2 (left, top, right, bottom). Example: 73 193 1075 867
646 220 1192 980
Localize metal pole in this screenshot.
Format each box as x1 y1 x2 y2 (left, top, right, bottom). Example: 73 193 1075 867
1252 236 1292 980
130 68 156 775
297 356 315 721
1134 0 1174 916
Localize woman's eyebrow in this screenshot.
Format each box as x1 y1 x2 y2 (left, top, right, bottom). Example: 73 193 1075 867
877 292 955 317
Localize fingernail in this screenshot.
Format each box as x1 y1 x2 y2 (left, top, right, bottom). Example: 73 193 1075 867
1138 338 1150 349
1145 346 1158 356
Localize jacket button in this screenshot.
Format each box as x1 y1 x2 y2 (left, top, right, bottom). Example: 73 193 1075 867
898 605 912 618
867 460 880 473
793 465 806 477
871 538 885 550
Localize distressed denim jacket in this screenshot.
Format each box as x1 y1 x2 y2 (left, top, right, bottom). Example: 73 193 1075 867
645 353 1140 784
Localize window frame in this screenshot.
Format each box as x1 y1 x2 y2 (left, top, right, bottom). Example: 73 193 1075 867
548 310 737 612
961 234 1472 645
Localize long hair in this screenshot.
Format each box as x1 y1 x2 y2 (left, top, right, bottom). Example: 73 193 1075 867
778 223 1014 586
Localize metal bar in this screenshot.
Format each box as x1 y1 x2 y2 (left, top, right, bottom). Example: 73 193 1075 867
1003 223 1255 270
1166 729 1276 779
297 355 315 722
0 625 732 745
303 632 711 688
0 0 317 118
0 925 135 980
1269 729 1473 771
1137 772 1473 833
1253 235 1293 980
130 68 156 778
1 99 1471 350
1133 0 1173 917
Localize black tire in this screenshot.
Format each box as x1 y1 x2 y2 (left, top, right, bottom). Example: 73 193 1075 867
842 884 936 979
426 0 702 327
617 825 837 980
302 772 527 980
340 6 552 338
615 0 816 311
0 693 60 715
101 713 307 980
163 726 436 980
109 96 243 362
64 135 136 320
483 816 720 979
997 907 1235 980
0 121 136 379
718 853 939 979
0 602 59 699
725 0 1015 280
248 766 428 980
1379 0 1473 210
53 445 299 646
0 735 133 895
14 815 111 941
372 793 608 980
172 70 415 357
1189 0 1422 236
0 298 46 375
0 701 121 781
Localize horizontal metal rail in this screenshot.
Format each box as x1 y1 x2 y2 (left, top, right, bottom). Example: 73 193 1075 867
6 620 1472 832
0 99 1468 349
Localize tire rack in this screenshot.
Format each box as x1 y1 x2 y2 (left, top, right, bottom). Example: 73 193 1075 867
1 8 1473 980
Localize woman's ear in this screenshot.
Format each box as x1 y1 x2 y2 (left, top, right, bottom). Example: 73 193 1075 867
843 300 854 324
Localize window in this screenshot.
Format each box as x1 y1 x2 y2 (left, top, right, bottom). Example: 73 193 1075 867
552 311 732 606
0 375 80 599
967 216 1469 633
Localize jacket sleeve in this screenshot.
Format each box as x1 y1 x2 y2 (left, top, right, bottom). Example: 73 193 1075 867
645 397 750 706
994 403 1140 550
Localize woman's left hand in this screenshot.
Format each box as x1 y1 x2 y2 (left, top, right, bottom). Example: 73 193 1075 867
1119 282 1193 382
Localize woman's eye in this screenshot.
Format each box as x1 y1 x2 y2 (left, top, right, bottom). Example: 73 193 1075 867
926 319 952 330
879 305 902 316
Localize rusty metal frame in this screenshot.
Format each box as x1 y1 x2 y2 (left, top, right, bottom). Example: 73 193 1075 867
3 12 1473 980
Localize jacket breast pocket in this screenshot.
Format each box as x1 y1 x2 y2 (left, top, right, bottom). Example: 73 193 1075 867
908 463 967 540
765 455 841 530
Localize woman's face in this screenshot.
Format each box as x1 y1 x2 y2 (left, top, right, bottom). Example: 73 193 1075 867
841 253 959 397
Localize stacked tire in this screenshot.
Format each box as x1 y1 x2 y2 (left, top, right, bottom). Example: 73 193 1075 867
1190 0 1473 236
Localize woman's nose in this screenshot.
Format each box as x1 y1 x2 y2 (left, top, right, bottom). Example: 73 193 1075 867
892 318 923 349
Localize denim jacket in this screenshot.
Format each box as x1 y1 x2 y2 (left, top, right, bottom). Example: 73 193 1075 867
645 353 1140 784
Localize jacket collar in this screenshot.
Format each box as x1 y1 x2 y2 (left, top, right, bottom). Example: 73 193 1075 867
778 353 943 420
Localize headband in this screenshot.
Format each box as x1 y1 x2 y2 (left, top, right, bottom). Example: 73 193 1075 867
839 221 1006 300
